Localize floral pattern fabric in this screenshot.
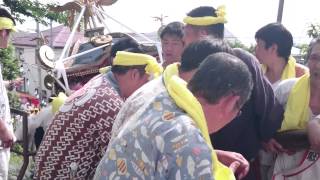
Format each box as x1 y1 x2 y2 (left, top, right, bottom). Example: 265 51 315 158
94 78 214 180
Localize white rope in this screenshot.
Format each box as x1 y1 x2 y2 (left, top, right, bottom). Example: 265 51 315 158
55 6 86 95
95 6 154 43
94 6 164 63
95 7 111 33
53 3 165 95
60 43 110 63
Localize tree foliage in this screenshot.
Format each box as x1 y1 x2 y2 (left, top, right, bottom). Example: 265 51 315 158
0 44 21 109
307 23 320 38
8 91 21 109
227 39 255 54
0 44 20 81
2 0 67 26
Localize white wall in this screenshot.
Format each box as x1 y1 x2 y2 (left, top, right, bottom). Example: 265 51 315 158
15 45 63 102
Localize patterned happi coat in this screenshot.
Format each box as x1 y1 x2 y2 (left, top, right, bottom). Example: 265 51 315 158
94 77 214 180
35 72 123 179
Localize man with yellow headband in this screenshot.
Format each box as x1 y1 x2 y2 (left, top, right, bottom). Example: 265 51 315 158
94 39 253 180
183 6 284 180
0 7 16 179
269 37 320 179
34 39 162 179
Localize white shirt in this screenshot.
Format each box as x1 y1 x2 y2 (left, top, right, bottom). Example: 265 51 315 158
0 64 13 147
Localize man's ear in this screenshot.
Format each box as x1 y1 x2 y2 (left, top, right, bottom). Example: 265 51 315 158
270 43 278 55
129 69 141 80
198 29 208 37
219 95 240 114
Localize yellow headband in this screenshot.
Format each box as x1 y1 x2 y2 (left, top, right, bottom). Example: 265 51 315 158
183 6 227 26
113 51 163 77
0 17 16 32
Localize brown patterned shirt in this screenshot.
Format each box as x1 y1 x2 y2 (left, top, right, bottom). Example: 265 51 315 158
35 72 123 179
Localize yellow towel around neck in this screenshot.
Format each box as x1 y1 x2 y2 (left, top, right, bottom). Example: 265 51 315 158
262 56 296 81
163 63 235 180
51 92 67 114
280 73 310 131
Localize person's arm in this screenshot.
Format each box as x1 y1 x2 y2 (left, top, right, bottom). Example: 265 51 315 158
3 77 23 89
0 120 14 148
307 115 320 152
233 48 284 141
295 63 309 78
260 78 298 153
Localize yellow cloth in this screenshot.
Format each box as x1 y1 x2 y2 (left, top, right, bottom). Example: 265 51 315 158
280 73 310 131
51 92 67 113
0 17 16 32
99 66 111 74
113 51 163 77
163 63 235 180
183 6 227 26
261 56 296 80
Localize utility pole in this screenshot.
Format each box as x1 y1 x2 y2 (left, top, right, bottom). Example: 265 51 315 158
152 14 168 27
277 0 285 23
35 22 42 103
50 20 53 47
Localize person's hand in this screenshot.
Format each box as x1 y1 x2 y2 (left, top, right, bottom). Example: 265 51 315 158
262 138 288 154
13 77 24 86
216 150 249 179
307 119 320 152
0 121 15 148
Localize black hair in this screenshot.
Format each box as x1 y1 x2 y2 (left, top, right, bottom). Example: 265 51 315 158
110 37 140 58
180 38 233 72
160 21 184 39
189 52 253 107
0 7 15 25
255 23 293 61
186 6 224 39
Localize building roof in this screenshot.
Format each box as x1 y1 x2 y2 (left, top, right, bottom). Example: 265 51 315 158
224 28 237 40
12 24 237 48
126 28 237 44
127 32 160 44
12 25 87 48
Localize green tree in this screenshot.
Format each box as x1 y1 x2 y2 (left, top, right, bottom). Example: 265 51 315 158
0 44 21 109
227 39 255 54
1 0 67 26
294 22 320 64
0 44 20 81
7 91 21 109
307 23 320 38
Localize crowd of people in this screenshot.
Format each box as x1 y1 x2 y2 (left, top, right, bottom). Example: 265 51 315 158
0 4 320 180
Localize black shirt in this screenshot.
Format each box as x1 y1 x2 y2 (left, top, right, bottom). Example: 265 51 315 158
210 48 284 161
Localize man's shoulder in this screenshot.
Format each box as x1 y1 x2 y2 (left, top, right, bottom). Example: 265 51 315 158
295 63 308 77
150 112 202 139
276 78 298 92
274 78 298 105
233 48 256 61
